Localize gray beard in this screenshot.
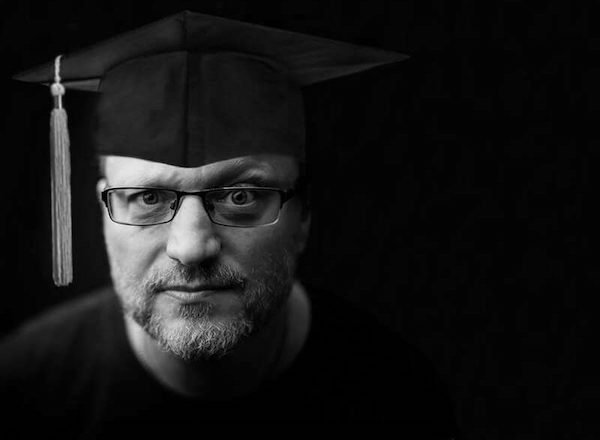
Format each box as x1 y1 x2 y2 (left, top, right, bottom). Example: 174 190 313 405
110 253 294 361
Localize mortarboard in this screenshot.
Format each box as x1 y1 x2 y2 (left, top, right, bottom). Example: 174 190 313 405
13 10 408 286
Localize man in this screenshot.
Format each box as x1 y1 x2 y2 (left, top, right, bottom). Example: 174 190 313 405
1 11 458 438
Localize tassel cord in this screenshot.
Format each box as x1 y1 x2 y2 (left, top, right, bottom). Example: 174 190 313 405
49 55 73 286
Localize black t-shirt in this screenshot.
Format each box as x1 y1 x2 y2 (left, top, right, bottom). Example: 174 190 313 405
0 286 459 439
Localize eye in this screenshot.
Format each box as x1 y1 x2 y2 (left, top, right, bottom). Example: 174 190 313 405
140 190 159 205
229 189 254 205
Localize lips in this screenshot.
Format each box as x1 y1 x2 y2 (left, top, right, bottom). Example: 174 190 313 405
164 284 231 292
161 284 237 304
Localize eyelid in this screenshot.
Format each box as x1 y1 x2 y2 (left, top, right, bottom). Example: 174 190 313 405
227 183 257 188
123 188 172 203
128 188 162 196
227 179 273 187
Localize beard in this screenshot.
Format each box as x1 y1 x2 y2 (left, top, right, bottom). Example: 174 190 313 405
109 251 295 361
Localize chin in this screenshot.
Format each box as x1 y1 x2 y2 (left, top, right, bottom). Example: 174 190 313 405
145 309 254 361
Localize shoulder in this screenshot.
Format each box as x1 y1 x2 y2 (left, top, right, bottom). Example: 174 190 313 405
301 284 458 432
0 287 126 438
306 284 432 367
0 286 118 377
1 286 116 345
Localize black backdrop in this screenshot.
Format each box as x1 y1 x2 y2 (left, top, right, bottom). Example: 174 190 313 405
0 1 595 438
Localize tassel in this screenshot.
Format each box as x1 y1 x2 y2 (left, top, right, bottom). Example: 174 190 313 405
49 55 72 286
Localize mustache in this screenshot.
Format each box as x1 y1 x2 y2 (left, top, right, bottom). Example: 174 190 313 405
144 262 246 294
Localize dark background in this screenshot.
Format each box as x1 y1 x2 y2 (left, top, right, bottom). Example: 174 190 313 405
0 1 596 438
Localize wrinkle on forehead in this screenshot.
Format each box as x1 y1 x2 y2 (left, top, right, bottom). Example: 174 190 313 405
102 154 299 189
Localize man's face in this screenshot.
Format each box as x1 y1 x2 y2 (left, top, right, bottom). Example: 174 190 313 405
98 154 310 361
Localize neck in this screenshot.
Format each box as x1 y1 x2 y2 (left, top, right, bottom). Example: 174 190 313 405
125 282 310 400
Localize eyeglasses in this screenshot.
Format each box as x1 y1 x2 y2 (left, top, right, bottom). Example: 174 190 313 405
100 186 296 227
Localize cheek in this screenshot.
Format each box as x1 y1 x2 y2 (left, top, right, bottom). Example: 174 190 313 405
224 221 298 270
103 219 165 275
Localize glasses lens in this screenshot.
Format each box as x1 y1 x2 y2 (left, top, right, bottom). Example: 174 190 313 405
205 188 282 226
107 188 178 225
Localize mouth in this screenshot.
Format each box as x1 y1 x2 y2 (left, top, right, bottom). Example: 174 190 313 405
161 285 238 304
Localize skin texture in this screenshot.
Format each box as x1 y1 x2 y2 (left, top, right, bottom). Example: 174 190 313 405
97 154 310 398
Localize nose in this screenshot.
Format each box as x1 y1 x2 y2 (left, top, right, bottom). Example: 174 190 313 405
166 195 221 266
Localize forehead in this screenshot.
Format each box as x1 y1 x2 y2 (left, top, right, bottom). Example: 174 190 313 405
102 154 299 188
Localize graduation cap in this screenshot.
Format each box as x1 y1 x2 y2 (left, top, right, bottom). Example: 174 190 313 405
13 10 408 286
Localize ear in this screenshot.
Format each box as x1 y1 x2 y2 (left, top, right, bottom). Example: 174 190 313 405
294 212 311 255
96 178 107 205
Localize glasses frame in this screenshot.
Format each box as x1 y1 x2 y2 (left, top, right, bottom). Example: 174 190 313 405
100 186 296 227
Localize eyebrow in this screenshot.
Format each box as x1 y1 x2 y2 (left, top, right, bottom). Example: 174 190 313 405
203 159 289 188
207 168 272 188
113 158 290 189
